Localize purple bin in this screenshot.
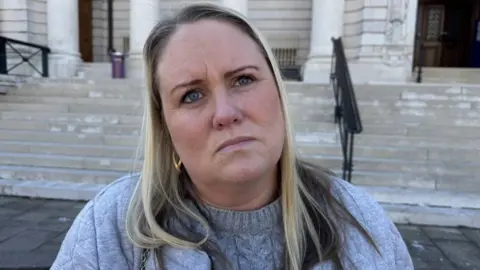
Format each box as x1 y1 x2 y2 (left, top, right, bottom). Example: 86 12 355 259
111 52 125 79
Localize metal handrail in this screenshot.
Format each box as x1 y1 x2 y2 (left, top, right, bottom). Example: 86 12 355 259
329 37 363 182
0 36 51 77
415 33 425 83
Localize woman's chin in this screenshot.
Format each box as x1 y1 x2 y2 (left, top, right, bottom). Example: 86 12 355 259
218 160 272 184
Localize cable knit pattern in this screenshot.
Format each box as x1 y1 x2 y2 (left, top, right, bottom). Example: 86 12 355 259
51 174 414 270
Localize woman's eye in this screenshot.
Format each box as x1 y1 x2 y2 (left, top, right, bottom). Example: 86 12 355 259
233 75 255 87
181 90 203 104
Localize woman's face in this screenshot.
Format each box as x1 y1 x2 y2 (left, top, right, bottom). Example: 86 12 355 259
157 19 285 200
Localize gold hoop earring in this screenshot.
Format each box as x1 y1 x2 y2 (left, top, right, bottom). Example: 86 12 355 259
173 153 182 171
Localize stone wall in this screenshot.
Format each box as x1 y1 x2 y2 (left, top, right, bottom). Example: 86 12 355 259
248 0 312 65
93 0 222 61
343 0 363 60
0 0 47 44
92 0 107 62
0 0 29 41
341 0 419 83
91 0 130 61
0 0 47 76
112 0 130 54
159 0 220 17
27 0 47 46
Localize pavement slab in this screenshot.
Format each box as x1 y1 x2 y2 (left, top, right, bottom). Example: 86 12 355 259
1 195 480 269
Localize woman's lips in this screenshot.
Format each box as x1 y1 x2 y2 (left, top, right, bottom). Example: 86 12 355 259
216 136 255 152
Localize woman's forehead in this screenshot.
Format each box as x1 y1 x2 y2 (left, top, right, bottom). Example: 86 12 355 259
157 20 262 84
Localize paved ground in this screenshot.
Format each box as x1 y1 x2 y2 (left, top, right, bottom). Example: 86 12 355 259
1 196 480 269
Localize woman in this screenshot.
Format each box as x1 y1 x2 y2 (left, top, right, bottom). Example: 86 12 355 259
51 3 413 270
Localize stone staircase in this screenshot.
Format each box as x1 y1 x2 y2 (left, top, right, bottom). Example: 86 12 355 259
76 63 113 80
290 82 480 192
0 78 479 227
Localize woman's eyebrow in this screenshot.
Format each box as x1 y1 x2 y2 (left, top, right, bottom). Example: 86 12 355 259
169 65 259 94
170 79 202 94
224 65 259 78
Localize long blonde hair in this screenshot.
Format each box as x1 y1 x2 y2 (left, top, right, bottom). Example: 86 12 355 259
126 3 378 269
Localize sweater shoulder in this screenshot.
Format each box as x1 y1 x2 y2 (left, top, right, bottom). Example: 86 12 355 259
328 177 413 268
329 177 393 236
89 172 140 235
51 173 140 269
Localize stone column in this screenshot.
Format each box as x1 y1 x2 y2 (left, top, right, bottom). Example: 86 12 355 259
47 0 81 78
127 0 160 79
222 0 248 16
302 0 345 83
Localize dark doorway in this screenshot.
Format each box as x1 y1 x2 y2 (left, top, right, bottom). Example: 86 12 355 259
414 0 480 67
78 0 93 62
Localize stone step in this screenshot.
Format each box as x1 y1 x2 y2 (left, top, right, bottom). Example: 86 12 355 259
298 107 480 127
0 152 139 172
0 102 143 115
3 106 476 134
297 120 480 139
2 176 479 228
0 129 465 163
5 88 459 109
292 100 478 117
297 130 480 150
5 85 477 119
354 133 480 150
0 120 141 135
12 80 480 103
288 93 478 111
385 203 480 228
0 130 138 146
20 79 146 89
0 138 422 162
2 101 476 138
77 63 112 79
0 95 142 106
4 98 473 121
0 141 137 158
336 169 479 193
287 82 480 96
367 185 480 210
0 111 142 125
0 150 477 191
297 143 426 161
1 137 473 169
0 165 124 185
9 84 144 99
0 126 475 152
308 156 478 178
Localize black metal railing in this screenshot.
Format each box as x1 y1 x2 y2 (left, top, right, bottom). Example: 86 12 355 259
329 37 363 182
0 36 50 77
414 32 425 83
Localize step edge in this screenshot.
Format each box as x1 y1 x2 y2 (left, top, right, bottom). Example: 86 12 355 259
1 179 478 228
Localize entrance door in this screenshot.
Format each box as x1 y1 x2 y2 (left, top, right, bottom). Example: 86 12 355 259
78 0 93 62
416 4 445 67
415 0 477 68
441 1 476 67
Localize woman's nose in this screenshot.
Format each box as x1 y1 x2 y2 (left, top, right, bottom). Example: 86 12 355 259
212 93 243 129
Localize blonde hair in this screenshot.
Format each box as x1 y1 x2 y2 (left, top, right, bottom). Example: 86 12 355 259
126 3 378 269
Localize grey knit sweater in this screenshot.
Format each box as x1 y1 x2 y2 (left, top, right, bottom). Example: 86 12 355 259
51 174 413 269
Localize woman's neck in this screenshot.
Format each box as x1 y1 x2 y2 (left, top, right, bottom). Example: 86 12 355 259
194 173 279 211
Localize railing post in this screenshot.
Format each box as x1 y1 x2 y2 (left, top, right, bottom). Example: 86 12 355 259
347 132 355 182
107 0 114 53
0 38 7 74
42 49 49 77
416 42 424 83
329 37 362 182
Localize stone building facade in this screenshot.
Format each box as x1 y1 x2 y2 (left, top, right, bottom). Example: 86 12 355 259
1 0 479 83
